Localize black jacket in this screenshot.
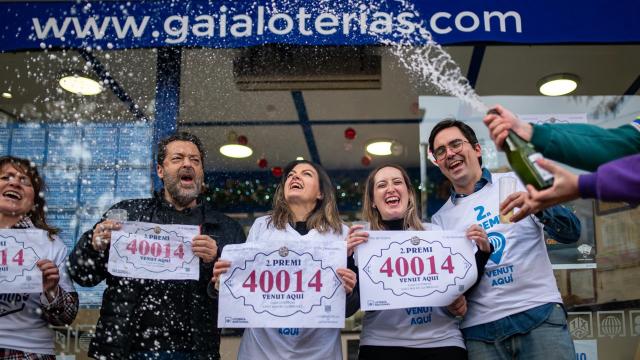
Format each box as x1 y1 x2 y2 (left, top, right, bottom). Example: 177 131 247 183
69 192 246 359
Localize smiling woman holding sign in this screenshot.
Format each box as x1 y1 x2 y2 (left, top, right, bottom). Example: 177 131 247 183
0 156 78 359
213 160 357 360
347 164 491 360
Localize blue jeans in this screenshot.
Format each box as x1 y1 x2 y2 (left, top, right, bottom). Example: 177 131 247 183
466 304 575 360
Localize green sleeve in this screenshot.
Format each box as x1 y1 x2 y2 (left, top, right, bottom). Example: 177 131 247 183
530 123 640 172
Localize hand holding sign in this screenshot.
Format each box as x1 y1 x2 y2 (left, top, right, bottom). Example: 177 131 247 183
0 229 49 294
347 223 369 257
192 234 218 263
218 239 346 328
92 209 128 251
356 231 477 310
37 259 60 301
212 259 231 290
336 268 356 295
107 221 200 280
466 224 490 252
447 295 467 316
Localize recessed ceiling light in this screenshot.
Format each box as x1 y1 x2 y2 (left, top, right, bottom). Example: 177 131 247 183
220 144 253 158
366 140 393 156
1 92 12 99
538 73 579 96
296 156 304 160
59 74 103 95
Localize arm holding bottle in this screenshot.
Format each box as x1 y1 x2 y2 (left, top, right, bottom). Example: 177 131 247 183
484 104 640 172
499 155 639 227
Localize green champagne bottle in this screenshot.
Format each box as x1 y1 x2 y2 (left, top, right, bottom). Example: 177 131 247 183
503 130 554 190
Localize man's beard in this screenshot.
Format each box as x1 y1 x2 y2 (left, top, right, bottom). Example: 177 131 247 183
163 169 203 208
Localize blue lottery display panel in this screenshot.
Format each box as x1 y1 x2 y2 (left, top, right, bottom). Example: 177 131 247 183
1 121 153 307
47 124 84 166
45 168 157 255
1 121 153 167
0 120 13 157
9 123 47 166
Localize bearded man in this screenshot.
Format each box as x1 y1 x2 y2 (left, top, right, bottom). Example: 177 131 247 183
69 132 245 359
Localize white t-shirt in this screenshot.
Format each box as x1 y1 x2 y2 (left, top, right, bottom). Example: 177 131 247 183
360 307 464 349
237 216 347 360
431 172 562 328
0 234 75 355
358 222 465 349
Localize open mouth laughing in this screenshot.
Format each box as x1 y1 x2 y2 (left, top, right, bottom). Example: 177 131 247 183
384 195 401 206
179 170 196 186
289 180 303 190
2 190 22 201
447 158 464 171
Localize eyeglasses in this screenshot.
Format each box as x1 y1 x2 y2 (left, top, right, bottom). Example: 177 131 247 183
432 139 471 161
0 174 33 187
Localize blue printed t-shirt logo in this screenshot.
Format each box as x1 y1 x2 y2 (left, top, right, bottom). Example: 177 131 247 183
487 232 506 264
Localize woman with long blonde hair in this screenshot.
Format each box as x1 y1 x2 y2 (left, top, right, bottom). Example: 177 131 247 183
348 164 491 360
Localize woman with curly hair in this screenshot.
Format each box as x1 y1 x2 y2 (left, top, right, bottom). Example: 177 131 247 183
0 156 78 359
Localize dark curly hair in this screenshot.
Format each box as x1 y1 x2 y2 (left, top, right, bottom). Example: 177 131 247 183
156 132 205 165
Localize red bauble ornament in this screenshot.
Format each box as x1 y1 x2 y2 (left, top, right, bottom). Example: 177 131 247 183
344 127 356 140
237 135 248 145
271 166 283 177
361 155 371 166
257 158 268 168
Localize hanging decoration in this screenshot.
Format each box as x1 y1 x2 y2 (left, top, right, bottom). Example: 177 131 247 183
257 157 268 169
343 127 356 151
361 155 371 166
271 166 283 177
344 127 356 140
237 135 248 145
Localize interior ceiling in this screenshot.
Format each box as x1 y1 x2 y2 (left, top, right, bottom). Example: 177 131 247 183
0 44 638 172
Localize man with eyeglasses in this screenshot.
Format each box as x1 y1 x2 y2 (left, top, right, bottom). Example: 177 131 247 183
427 119 580 360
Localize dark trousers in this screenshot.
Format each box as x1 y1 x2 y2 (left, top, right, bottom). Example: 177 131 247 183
358 345 467 360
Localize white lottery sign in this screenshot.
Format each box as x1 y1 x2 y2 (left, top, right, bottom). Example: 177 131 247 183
0 229 49 294
218 239 346 328
107 222 200 280
356 231 477 310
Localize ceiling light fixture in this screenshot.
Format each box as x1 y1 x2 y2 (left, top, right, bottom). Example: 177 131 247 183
59 73 103 96
538 73 579 96
220 144 253 158
1 92 12 99
366 140 393 156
